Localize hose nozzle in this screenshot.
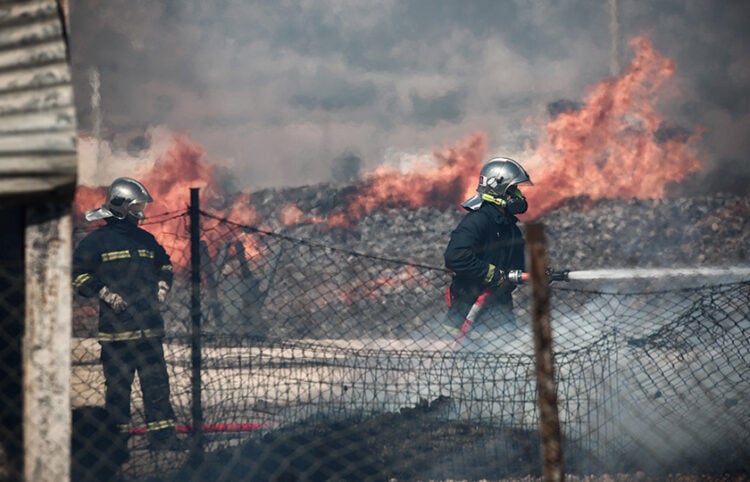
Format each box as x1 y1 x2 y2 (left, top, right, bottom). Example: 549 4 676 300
507 270 525 284
547 269 570 282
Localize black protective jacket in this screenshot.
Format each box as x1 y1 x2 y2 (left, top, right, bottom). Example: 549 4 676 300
73 219 173 340
444 202 525 307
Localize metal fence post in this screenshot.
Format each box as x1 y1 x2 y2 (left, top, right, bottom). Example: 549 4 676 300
189 188 203 458
526 222 564 482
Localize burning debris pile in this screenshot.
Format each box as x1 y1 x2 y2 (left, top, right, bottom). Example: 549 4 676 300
68 32 750 480
72 33 749 339
73 145 750 340
540 194 750 270
246 183 750 272
178 183 749 341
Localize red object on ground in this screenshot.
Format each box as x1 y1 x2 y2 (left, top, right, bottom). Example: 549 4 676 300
128 422 272 435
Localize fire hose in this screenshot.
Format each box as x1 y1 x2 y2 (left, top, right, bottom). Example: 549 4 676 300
452 269 569 349
452 266 750 349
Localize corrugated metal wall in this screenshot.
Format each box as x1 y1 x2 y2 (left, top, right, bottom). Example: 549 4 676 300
0 0 76 199
0 2 76 480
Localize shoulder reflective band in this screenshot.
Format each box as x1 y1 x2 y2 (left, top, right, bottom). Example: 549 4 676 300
138 249 154 258
101 250 131 262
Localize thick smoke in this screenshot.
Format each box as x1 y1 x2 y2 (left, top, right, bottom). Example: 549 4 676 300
68 0 750 193
330 151 363 184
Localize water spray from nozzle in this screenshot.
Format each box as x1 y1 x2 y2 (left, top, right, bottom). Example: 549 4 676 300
555 267 750 282
518 267 750 283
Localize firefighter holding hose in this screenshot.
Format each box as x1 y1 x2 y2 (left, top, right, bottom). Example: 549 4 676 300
443 157 533 347
73 177 185 457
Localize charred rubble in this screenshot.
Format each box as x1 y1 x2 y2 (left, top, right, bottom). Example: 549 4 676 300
150 396 604 482
249 184 750 271
108 186 749 480
188 186 750 340
71 186 749 338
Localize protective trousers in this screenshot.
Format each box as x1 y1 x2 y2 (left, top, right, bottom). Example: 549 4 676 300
100 337 177 448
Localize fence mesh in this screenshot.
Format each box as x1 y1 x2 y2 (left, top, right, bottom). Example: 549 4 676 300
0 241 23 481
63 207 750 481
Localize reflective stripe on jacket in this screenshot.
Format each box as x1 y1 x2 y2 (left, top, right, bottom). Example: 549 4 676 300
98 328 163 342
73 219 173 336
444 202 525 306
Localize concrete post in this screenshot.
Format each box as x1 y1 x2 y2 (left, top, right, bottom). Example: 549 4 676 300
24 204 72 482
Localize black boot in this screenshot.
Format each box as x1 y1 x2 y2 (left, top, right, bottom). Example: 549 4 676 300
148 430 188 451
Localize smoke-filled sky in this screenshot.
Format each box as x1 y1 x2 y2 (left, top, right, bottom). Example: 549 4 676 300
68 0 750 193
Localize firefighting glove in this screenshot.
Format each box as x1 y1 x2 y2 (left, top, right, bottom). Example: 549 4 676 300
157 281 170 303
488 265 525 286
487 264 505 287
98 286 128 312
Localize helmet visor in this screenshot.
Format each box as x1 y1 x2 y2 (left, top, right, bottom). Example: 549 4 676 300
130 202 147 219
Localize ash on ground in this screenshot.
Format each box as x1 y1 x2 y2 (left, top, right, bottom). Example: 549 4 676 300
142 396 747 482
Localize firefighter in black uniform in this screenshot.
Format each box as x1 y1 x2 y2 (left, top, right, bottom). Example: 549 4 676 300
73 177 184 456
443 157 533 346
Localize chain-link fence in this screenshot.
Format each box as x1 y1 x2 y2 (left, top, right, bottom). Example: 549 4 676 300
65 198 750 481
0 209 24 482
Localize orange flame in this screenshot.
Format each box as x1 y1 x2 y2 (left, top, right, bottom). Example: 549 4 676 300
334 265 432 304
74 134 259 272
74 35 704 272
326 132 487 228
524 35 702 218
324 37 701 226
279 203 324 226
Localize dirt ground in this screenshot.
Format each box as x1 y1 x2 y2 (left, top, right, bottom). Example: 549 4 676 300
125 397 748 482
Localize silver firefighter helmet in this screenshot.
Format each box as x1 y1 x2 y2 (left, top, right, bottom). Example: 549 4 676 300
461 157 533 210
85 177 153 222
